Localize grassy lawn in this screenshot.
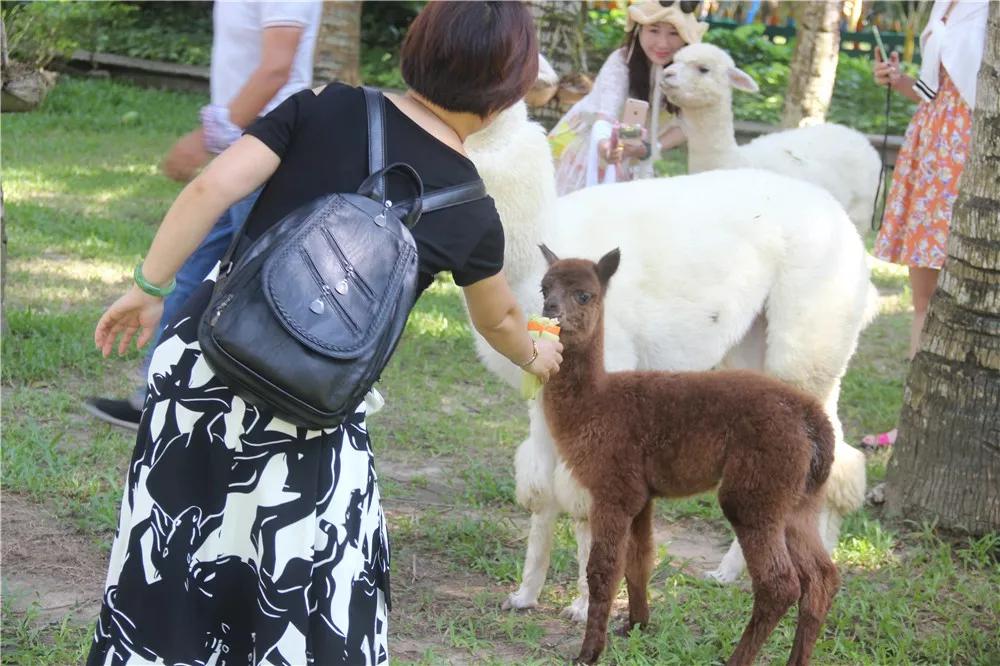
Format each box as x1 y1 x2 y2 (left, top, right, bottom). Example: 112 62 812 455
2 78 998 665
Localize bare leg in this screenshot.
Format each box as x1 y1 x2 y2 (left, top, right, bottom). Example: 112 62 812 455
908 266 940 359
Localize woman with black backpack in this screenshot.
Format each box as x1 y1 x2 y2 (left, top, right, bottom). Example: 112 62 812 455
88 3 561 664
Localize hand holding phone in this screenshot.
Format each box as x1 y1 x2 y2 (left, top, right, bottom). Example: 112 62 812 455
621 97 649 133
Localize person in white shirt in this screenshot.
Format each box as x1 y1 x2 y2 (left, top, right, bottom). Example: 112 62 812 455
84 1 321 430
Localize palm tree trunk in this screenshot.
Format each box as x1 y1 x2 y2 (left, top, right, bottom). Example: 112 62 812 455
781 0 842 128
313 1 362 86
884 1 1000 535
1 182 6 335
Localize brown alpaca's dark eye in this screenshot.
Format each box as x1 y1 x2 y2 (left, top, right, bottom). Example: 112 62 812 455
576 292 591 305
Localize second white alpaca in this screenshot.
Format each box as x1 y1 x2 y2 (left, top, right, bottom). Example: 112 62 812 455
464 104 873 621
661 43 881 234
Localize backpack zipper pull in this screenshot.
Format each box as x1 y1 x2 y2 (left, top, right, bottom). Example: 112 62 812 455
374 200 392 227
209 294 235 326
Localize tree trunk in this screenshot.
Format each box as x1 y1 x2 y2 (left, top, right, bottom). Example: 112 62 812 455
530 0 587 130
1 182 7 335
884 2 1000 535
781 0 842 128
313 1 362 87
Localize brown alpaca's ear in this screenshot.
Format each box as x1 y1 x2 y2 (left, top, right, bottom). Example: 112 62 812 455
539 244 560 266
596 248 620 287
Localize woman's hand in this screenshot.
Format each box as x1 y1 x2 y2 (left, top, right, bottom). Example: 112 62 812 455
599 138 646 165
524 336 563 383
873 49 901 88
598 138 620 165
94 285 164 358
163 129 211 183
620 138 648 160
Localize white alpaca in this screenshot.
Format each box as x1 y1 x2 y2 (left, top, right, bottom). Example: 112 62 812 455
464 104 872 621
661 43 881 235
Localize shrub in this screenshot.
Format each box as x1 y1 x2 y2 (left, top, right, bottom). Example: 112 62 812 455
2 0 136 69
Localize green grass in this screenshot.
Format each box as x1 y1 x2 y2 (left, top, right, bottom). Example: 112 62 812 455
4 76 999 665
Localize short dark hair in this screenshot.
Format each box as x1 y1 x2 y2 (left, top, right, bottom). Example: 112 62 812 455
401 1 539 117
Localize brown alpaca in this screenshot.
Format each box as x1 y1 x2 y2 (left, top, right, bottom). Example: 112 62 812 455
538 245 840 665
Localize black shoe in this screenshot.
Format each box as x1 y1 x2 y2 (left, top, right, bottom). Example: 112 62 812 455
83 398 142 431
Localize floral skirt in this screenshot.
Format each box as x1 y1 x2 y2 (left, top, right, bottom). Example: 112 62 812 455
87 276 390 666
875 68 973 269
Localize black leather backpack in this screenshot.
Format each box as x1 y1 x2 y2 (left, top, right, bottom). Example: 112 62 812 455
198 87 486 428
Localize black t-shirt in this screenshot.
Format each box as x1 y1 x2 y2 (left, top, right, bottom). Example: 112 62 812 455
243 83 505 294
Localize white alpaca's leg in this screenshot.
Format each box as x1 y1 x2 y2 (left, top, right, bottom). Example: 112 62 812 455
505 402 560 610
503 506 559 610
818 501 844 554
818 381 866 551
560 518 592 622
554 461 593 622
707 316 763 583
705 538 746 584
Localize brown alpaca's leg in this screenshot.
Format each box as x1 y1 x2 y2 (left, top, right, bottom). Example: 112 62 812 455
725 525 801 666
785 509 840 666
577 510 630 664
623 500 655 633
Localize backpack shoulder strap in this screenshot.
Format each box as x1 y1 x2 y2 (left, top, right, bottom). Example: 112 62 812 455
420 180 487 213
362 86 387 200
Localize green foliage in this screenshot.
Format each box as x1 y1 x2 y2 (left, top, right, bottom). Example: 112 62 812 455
829 55 919 135
2 0 136 69
703 24 918 134
583 7 626 71
95 1 212 67
359 1 422 88
704 23 792 66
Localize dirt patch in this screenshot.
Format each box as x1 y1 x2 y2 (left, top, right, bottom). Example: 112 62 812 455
654 520 729 576
1 493 105 626
388 545 576 664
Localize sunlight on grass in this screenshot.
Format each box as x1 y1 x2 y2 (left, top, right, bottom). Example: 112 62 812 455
407 309 471 340
835 514 899 569
16 256 131 284
868 254 909 291
879 290 913 315
6 255 132 306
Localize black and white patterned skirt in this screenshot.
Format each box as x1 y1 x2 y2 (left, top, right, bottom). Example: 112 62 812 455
87 277 390 666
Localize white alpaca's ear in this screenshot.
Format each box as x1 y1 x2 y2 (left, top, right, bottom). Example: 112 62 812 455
539 244 560 266
596 248 621 286
728 66 759 93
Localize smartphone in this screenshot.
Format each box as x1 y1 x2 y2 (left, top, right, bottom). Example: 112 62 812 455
871 25 888 61
621 97 649 130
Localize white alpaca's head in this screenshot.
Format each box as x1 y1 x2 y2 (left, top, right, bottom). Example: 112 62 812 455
660 43 758 111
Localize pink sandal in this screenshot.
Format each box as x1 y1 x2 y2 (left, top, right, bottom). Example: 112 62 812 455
860 428 897 451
